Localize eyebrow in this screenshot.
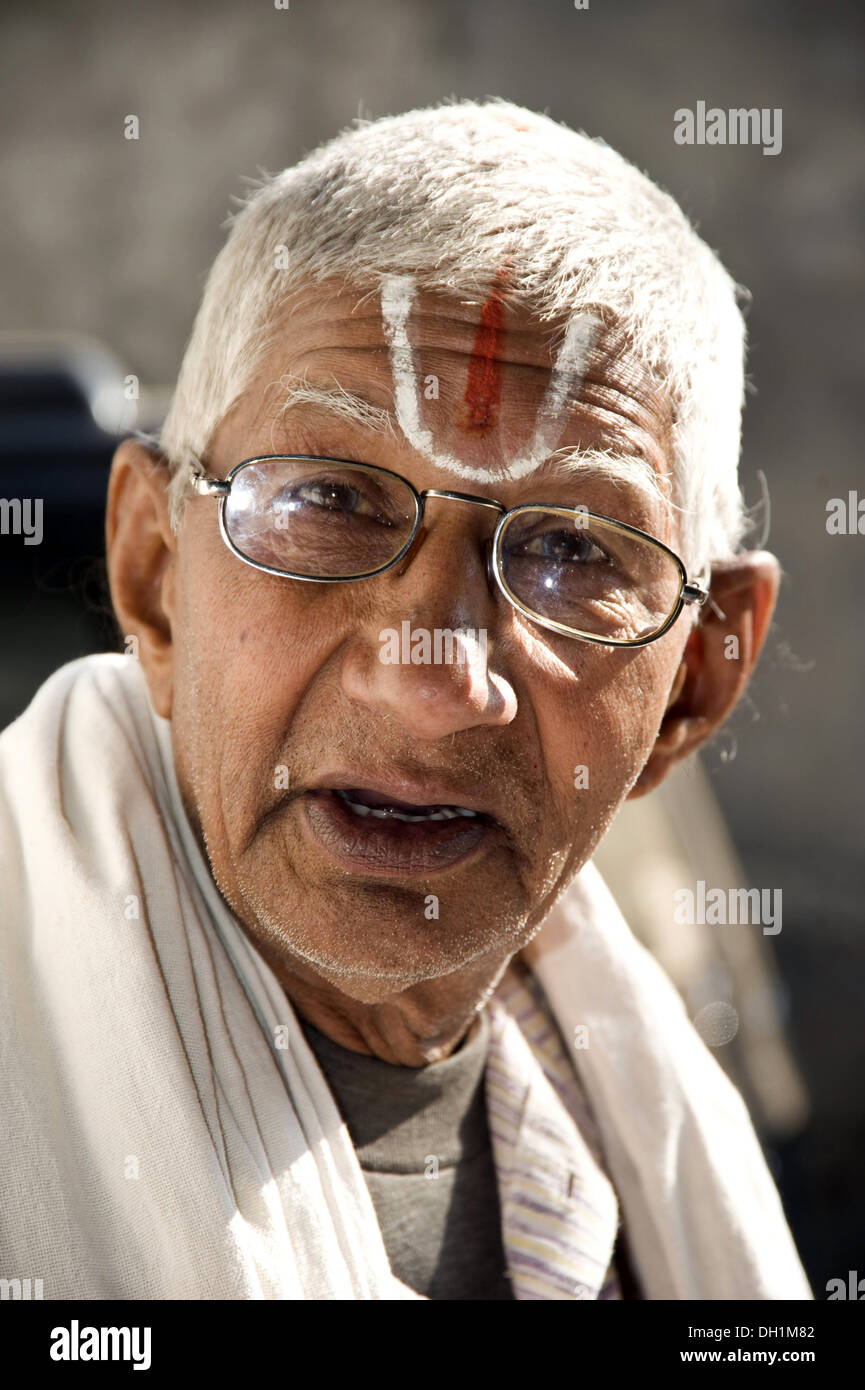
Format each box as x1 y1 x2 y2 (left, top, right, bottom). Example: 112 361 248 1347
536 448 669 507
266 374 396 438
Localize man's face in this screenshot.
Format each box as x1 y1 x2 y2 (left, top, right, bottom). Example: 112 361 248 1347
165 280 688 1002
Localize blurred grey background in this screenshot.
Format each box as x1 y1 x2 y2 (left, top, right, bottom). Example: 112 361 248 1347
0 0 862 1296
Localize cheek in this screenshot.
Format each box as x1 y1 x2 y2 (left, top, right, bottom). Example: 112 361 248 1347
170 545 331 820
174 520 321 696
526 637 675 831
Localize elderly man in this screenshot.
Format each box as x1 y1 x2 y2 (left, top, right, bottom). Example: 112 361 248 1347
0 99 810 1301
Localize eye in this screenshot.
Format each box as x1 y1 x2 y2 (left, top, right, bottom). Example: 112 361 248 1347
511 527 611 566
275 476 395 524
292 479 361 511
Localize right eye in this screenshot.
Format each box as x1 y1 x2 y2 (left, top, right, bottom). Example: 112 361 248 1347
269 474 402 527
280 477 368 514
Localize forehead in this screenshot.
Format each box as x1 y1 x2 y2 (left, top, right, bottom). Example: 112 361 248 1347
230 278 675 493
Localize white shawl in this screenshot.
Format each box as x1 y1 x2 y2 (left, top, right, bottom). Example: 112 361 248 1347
0 654 811 1299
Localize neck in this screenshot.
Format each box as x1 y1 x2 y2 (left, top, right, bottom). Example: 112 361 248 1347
262 944 513 1066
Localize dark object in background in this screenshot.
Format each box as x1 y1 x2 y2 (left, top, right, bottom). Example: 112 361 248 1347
0 334 127 728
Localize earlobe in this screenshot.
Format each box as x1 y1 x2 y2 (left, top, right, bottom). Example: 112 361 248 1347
628 551 781 798
105 440 177 720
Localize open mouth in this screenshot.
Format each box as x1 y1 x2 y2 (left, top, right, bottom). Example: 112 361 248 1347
301 785 496 874
332 787 481 822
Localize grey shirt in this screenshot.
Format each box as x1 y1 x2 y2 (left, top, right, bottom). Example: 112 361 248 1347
298 1007 515 1300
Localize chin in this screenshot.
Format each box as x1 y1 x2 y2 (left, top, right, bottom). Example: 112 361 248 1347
253 889 522 993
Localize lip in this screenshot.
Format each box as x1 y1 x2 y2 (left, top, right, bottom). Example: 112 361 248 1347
304 771 497 820
298 782 498 876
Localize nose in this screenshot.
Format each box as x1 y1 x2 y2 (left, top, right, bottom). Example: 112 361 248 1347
340 507 518 741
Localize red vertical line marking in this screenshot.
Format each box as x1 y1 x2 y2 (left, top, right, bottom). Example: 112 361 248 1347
462 266 511 432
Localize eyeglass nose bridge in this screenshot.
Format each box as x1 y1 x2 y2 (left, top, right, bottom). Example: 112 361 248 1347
419 487 507 515
411 487 507 586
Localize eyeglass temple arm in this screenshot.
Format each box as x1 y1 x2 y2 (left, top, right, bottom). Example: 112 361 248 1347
189 462 230 497
682 575 710 606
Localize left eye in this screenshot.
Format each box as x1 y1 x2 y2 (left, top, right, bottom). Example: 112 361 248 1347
512 529 610 565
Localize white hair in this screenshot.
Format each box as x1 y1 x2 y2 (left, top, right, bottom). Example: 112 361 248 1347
159 98 749 573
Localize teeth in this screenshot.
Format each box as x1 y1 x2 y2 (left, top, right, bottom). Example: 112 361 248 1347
334 789 479 822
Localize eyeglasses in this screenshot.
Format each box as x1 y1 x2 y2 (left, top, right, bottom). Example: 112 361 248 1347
189 454 709 647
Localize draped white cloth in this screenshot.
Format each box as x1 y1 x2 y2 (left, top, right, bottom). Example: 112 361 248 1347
0 654 812 1300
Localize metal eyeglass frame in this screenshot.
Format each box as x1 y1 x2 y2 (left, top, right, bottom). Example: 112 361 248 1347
189 453 710 649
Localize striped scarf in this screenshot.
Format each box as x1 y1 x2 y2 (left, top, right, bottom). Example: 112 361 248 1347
486 961 622 1299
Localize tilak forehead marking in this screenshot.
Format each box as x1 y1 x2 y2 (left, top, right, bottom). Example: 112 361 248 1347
380 274 599 483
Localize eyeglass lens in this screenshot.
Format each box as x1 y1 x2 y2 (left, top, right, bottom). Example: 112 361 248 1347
223 458 682 642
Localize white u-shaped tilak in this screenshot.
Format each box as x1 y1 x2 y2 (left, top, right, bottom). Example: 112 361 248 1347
380 274 598 483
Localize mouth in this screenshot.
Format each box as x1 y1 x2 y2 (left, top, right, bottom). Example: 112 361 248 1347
332 787 481 822
300 784 497 875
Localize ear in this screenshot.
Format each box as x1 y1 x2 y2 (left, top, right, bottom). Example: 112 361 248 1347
628 551 781 798
105 439 177 719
